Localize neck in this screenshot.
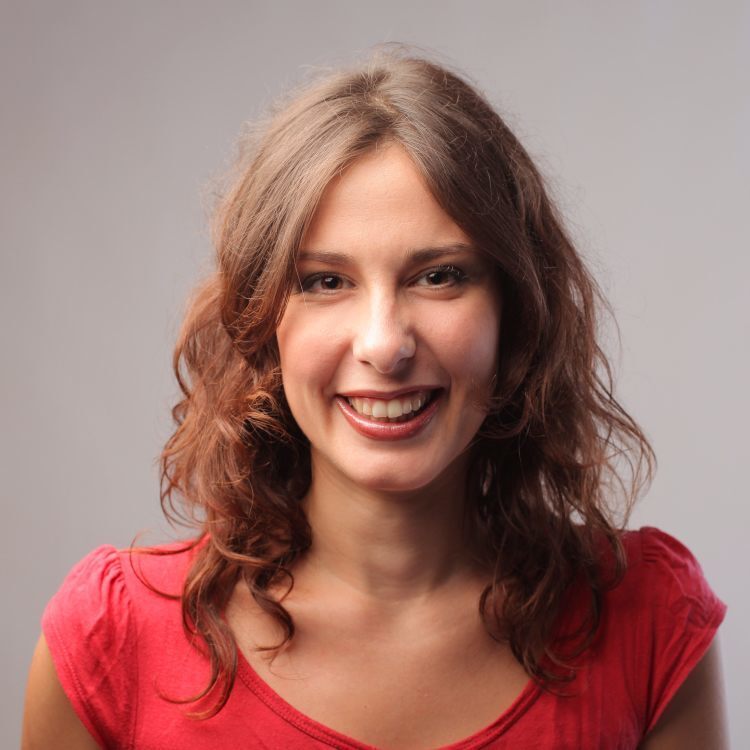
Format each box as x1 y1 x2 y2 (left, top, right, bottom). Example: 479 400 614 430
294 452 491 610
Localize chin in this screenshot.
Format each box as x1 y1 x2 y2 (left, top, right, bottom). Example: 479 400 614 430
356 474 436 494
337 455 456 495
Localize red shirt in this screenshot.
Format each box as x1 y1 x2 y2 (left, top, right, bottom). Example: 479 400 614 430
42 526 726 749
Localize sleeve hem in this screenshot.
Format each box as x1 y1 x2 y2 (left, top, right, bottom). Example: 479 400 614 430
41 607 107 749
643 598 727 736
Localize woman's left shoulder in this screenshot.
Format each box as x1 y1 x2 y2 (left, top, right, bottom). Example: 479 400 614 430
615 526 726 629
600 526 727 736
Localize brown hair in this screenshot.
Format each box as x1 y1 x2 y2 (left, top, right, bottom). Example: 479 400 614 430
156 45 655 716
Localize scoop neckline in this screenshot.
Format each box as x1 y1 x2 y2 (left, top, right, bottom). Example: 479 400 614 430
235 648 542 749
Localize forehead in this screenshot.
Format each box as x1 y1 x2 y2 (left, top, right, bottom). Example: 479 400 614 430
300 143 472 256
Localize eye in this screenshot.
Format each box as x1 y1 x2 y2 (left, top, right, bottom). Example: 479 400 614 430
300 273 350 293
416 265 469 287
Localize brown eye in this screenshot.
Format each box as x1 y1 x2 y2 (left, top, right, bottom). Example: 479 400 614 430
418 265 468 287
426 270 450 285
301 273 349 293
320 275 341 289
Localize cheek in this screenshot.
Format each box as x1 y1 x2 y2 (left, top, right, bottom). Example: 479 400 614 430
276 310 347 401
429 301 500 388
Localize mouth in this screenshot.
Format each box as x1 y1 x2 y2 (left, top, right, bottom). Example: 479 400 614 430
334 388 443 441
342 389 439 423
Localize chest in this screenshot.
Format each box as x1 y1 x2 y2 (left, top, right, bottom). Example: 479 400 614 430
226 587 531 749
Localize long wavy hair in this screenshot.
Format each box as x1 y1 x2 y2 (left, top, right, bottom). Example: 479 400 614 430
154 46 655 717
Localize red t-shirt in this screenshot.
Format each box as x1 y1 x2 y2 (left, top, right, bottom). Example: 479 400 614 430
42 526 726 749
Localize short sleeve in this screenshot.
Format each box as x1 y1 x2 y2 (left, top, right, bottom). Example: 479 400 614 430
637 527 727 735
42 545 138 750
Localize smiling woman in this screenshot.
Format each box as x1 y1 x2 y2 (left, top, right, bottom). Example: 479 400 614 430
22 47 728 750
277 144 501 492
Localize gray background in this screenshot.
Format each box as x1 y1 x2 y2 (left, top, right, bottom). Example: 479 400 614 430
2 1 747 747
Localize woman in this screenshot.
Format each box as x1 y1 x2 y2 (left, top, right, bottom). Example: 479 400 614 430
23 49 728 749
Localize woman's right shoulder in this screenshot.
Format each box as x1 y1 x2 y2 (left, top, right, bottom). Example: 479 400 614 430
48 536 204 610
120 535 208 598
40 536 207 655
36 537 206 749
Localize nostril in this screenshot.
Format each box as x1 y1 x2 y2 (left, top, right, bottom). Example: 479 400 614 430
353 333 417 373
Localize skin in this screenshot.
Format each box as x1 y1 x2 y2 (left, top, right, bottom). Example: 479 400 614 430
22 635 99 750
278 144 502 496
21 142 729 748
275 142 502 601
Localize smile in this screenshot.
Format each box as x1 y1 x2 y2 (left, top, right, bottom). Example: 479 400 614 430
344 390 432 422
335 389 442 441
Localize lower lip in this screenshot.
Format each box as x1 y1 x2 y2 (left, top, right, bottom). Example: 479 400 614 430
335 393 441 441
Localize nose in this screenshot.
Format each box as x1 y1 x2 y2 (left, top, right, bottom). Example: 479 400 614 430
351 293 416 374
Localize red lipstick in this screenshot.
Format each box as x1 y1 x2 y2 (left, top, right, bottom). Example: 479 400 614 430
335 392 441 441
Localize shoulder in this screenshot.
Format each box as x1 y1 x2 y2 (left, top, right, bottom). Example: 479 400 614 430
39 538 204 748
616 526 726 629
120 536 206 598
602 526 727 736
43 538 202 629
42 545 133 656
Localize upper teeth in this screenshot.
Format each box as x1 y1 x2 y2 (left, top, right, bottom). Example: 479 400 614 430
346 391 429 419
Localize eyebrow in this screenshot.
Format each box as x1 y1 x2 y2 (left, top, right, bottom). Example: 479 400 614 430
297 243 479 266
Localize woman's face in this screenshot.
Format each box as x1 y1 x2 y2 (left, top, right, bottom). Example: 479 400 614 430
276 143 501 493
